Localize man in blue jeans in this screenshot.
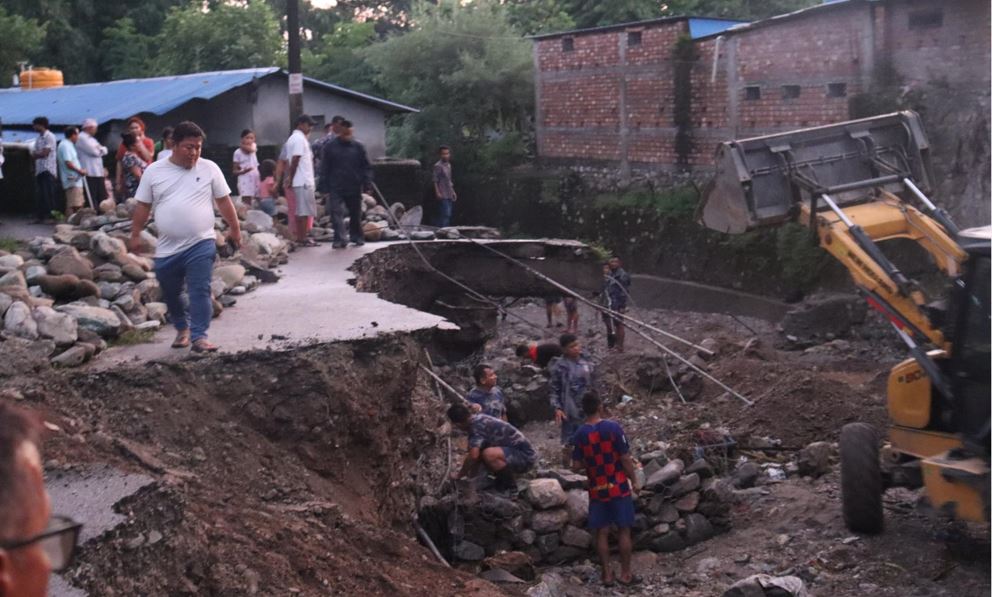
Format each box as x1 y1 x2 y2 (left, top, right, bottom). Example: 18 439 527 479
433 145 456 227
129 121 242 353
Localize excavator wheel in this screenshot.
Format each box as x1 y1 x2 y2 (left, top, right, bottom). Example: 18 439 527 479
840 422 884 534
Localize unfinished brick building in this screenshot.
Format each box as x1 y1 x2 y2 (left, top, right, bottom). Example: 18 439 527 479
531 0 992 194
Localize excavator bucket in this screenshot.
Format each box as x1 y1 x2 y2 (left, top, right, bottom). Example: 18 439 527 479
699 111 935 233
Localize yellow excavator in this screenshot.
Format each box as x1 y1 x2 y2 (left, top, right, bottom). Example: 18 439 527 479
699 111 990 533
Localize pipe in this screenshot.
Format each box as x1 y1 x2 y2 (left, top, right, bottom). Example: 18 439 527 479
414 522 450 568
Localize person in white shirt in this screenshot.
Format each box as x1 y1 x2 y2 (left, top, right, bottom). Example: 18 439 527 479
128 121 242 354
30 116 59 222
76 118 108 205
283 114 317 247
156 126 174 162
232 128 260 205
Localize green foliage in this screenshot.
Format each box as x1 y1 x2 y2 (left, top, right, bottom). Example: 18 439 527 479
302 21 380 94
110 328 156 346
849 60 927 120
506 0 576 36
0 6 45 81
591 186 698 218
100 18 152 81
562 0 661 29
152 1 284 75
774 222 827 290
363 0 534 173
0 237 20 253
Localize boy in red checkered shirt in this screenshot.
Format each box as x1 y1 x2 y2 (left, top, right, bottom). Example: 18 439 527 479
571 391 641 587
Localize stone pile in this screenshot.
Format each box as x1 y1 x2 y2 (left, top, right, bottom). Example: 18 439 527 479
434 459 730 568
0 199 288 368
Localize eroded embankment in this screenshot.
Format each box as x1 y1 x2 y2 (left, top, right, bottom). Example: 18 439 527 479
20 333 500 596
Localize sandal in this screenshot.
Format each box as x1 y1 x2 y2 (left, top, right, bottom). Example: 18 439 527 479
191 339 219 353
171 330 191 348
617 575 643 587
301 239 319 247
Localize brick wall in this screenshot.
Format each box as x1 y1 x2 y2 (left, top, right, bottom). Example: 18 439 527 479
533 0 990 187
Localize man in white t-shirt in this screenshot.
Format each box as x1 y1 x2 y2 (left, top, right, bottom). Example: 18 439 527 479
128 121 242 354
284 114 317 246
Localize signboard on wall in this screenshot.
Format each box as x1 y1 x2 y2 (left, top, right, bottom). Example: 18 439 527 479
288 73 303 95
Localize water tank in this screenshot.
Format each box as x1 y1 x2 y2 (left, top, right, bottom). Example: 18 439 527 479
20 68 64 89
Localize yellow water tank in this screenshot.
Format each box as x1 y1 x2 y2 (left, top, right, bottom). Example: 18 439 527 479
20 68 64 89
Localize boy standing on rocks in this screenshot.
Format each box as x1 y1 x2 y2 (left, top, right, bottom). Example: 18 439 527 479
448 404 535 491
466 364 507 420
549 333 593 466
571 391 640 588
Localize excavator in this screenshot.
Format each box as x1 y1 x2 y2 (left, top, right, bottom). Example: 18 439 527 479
698 111 990 533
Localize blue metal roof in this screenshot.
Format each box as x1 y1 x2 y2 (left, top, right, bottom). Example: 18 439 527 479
687 17 745 38
0 67 416 128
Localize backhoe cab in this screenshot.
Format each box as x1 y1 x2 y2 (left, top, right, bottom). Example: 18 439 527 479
698 111 990 532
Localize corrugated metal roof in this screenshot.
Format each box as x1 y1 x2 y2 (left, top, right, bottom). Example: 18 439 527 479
0 67 417 128
528 16 746 40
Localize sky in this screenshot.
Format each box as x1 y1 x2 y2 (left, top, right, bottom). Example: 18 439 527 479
310 0 338 7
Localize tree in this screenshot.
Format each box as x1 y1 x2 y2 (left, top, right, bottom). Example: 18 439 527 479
152 0 285 75
302 21 380 94
0 6 45 83
100 18 153 81
562 0 661 29
362 0 534 171
660 0 819 20
506 0 576 36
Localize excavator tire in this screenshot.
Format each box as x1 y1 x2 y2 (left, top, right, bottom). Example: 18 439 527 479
840 422 884 534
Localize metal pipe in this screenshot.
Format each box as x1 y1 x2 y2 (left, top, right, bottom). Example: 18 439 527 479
414 522 450 568
823 174 901 194
903 177 960 236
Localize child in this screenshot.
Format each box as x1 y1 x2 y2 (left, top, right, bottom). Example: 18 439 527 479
256 159 278 216
156 127 174 162
232 129 260 205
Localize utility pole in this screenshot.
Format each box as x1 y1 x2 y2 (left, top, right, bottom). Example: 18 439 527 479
287 0 303 129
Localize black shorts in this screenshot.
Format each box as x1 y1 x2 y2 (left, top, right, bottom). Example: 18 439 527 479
502 446 536 474
544 296 562 306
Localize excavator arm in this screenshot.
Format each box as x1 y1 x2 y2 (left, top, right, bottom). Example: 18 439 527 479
698 111 967 396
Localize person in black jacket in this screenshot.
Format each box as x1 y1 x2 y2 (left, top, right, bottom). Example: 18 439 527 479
318 120 373 248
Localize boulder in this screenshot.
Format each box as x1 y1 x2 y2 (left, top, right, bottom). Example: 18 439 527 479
685 458 714 479
650 531 686 553
47 247 93 279
656 503 680 524
0 270 27 290
55 304 121 337
363 220 389 242
683 513 714 545
98 282 122 301
0 254 24 271
146 302 168 323
110 305 134 332
781 294 867 341
121 263 147 282
564 489 589 525
4 302 38 339
24 265 47 285
90 232 127 260
539 469 587 491
669 473 701 497
674 491 700 512
51 345 89 368
797 441 833 478
0 293 12 317
525 572 566 597
136 279 161 303
453 540 485 561
249 233 286 256
35 274 98 300
530 509 570 534
482 551 535 581
409 230 435 241
93 263 124 282
560 525 591 549
214 264 246 290
33 306 78 345
244 210 274 231
733 462 761 489
645 458 684 490
98 198 116 215
525 479 568 510
534 533 559 555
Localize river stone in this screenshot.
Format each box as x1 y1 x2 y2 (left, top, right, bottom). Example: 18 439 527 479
93 263 124 282
675 491 700 513
409 230 435 241
0 293 12 317
0 254 24 271
51 345 89 368
48 247 93 279
55 304 121 337
90 232 126 260
244 210 274 231
798 441 833 477
657 503 680 524
4 302 38 339
734 462 760 489
113 293 136 312
98 282 122 301
24 265 47 285
0 270 27 290
33 306 78 345
531 509 570 534
121 263 147 282
249 233 285 256
683 513 714 545
525 479 568 510
669 473 701 497
685 458 714 479
146 302 167 323
110 305 134 332
453 540 485 561
214 264 246 290
560 525 591 549
645 458 684 490
539 469 587 491
564 490 589 525
535 533 559 556
135 279 161 303
650 531 686 553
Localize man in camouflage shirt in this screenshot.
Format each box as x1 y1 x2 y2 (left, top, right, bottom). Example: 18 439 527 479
448 403 536 490
466 364 507 420
550 333 595 467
